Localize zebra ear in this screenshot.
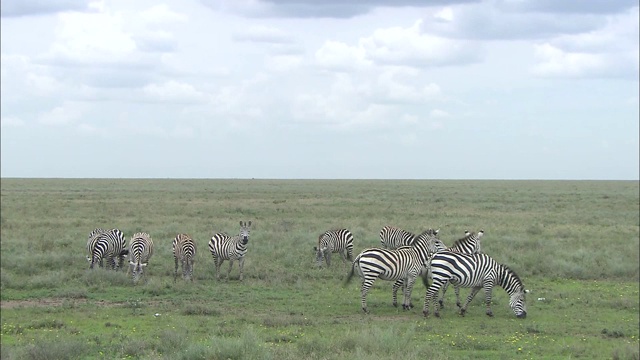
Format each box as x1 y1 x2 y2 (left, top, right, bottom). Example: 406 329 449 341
248 221 252 227
240 221 244 227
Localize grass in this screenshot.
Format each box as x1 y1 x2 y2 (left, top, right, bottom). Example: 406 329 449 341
0 178 638 359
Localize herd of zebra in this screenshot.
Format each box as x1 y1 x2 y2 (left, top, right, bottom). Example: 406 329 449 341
316 226 528 318
86 221 527 318
85 221 252 283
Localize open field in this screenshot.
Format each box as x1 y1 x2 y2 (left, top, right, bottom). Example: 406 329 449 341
1 178 638 359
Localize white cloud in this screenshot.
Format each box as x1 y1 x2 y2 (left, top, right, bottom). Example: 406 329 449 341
430 109 451 118
265 54 303 72
1 116 25 128
142 81 207 103
140 4 188 25
233 25 294 44
38 102 86 126
315 40 371 71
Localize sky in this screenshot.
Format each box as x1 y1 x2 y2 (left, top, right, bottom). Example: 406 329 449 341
1 0 638 180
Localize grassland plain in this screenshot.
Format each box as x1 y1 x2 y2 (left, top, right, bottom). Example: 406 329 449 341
0 178 638 360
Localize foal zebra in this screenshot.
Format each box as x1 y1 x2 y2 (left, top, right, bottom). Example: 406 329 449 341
423 251 528 318
379 226 437 249
314 228 354 267
438 230 485 309
345 229 445 313
208 221 252 280
89 228 128 270
128 232 154 283
173 233 197 282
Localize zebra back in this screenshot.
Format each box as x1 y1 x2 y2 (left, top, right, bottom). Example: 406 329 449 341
173 233 196 281
448 230 484 254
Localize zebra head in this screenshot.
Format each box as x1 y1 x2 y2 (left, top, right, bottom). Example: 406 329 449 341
129 261 147 283
183 257 194 281
501 264 527 318
239 221 252 245
510 290 528 319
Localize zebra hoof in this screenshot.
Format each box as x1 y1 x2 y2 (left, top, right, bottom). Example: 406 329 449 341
409 302 414 309
459 309 466 317
486 311 494 317
422 310 429 318
438 300 444 308
392 302 398 308
434 312 441 318
456 302 462 308
402 304 411 311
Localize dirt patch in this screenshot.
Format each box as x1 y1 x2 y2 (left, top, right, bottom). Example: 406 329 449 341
0 298 127 309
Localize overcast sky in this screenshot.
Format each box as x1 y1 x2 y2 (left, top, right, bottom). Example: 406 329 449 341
1 0 638 179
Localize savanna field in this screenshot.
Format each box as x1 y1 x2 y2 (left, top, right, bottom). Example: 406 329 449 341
0 178 638 360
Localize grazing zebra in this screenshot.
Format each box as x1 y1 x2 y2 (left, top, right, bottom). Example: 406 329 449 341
89 228 128 270
345 229 445 313
423 251 528 318
314 229 354 267
438 230 485 309
128 232 154 283
173 233 197 282
86 228 107 267
379 226 438 249
208 221 252 280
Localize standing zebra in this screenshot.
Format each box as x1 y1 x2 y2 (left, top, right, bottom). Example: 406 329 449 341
438 230 485 309
89 228 128 270
423 251 528 318
208 221 252 281
128 232 154 283
86 228 107 267
314 228 354 267
345 229 445 313
173 233 197 282
379 226 438 249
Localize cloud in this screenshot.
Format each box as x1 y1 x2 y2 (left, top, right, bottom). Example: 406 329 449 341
142 81 208 103
1 0 95 17
500 0 638 14
531 8 639 79
38 101 86 126
202 0 481 18
315 40 371 71
233 25 294 44
140 4 188 24
1 116 25 128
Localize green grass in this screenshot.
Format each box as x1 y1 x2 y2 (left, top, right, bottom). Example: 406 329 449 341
1 178 638 359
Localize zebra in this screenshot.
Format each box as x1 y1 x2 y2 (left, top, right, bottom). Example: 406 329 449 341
86 228 107 267
379 226 438 249
173 233 197 282
208 221 252 281
89 228 128 270
314 229 354 267
345 229 445 313
423 251 528 319
128 232 154 283
438 230 485 309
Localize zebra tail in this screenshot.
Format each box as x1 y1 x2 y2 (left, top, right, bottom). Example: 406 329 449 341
343 261 356 287
421 272 430 289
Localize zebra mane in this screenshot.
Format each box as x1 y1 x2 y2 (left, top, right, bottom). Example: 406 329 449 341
451 232 475 248
499 264 525 291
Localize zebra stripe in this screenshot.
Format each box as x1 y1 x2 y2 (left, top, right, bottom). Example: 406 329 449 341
438 230 485 308
208 221 252 281
314 229 354 267
345 229 445 313
86 228 107 266
423 251 528 318
128 232 154 283
89 229 127 270
173 233 197 282
379 226 434 249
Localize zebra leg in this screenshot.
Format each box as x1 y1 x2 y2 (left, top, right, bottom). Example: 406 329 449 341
460 286 482 316
483 283 495 317
392 279 403 307
438 282 449 309
238 257 245 281
402 275 417 310
454 285 462 308
174 257 179 282
227 259 234 280
360 280 372 314
326 252 331 267
214 257 223 280
423 284 440 318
